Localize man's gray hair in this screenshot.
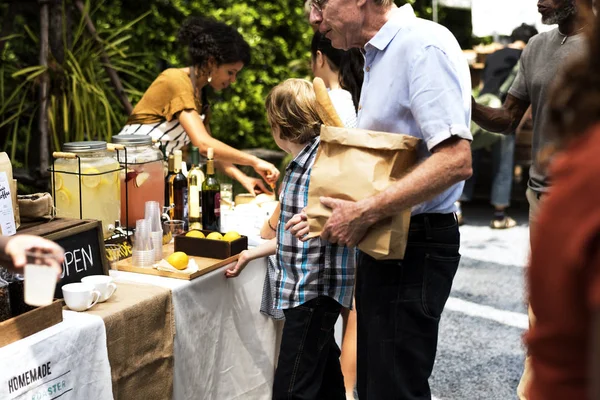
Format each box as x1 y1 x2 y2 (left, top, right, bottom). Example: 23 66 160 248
373 0 396 6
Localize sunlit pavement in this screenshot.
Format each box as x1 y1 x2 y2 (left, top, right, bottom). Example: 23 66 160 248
431 202 530 400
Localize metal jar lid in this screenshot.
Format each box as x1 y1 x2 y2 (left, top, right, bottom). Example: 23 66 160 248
62 141 107 153
111 135 152 146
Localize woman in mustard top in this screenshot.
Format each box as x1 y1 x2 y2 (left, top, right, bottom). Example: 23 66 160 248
117 16 279 193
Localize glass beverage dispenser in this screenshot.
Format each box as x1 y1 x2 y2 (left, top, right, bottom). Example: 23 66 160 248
52 141 121 238
111 135 165 228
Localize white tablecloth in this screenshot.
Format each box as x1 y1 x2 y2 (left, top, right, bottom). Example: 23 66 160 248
111 257 280 400
0 311 113 400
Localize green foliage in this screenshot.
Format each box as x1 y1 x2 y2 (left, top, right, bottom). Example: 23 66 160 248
0 0 153 169
1 0 476 175
1 0 314 173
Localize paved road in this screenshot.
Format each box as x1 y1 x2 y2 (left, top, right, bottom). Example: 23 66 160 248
431 202 530 400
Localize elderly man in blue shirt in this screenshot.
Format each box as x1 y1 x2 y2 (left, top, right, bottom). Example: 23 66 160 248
307 0 473 398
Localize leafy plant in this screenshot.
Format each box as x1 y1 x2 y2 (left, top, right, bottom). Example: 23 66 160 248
0 0 151 170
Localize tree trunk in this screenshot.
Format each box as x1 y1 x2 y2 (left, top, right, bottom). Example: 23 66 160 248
39 0 50 178
49 0 66 64
74 0 133 115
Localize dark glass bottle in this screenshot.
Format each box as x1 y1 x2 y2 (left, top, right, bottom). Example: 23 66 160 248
201 148 220 232
164 154 175 208
169 150 188 224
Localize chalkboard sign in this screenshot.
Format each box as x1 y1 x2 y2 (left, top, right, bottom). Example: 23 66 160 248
17 219 109 298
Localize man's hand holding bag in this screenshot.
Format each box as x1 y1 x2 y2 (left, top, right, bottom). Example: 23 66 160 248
306 125 420 260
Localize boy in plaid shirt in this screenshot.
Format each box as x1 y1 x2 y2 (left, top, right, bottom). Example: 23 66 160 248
226 78 355 399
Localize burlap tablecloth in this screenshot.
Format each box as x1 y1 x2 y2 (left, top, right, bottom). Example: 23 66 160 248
86 282 175 400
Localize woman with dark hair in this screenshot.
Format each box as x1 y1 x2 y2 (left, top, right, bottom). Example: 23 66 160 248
526 5 600 400
310 30 364 128
117 16 279 193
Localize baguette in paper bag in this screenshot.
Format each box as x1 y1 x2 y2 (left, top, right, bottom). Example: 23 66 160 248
306 126 420 260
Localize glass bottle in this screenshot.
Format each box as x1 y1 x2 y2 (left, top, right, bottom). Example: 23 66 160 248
164 154 175 208
187 147 205 230
201 148 220 232
169 150 188 224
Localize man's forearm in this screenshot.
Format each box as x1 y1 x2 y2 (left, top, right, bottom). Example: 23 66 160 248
361 138 472 224
472 102 516 134
472 94 529 134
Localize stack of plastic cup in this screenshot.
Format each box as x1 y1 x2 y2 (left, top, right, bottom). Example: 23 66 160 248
145 201 163 262
132 219 154 268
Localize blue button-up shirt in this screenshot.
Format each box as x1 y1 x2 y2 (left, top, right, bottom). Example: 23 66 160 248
357 4 472 215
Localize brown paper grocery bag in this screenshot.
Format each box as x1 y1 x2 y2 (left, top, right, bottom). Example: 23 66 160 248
306 126 420 260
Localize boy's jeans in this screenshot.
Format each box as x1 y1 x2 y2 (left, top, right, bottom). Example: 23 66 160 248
273 296 345 400
462 135 515 207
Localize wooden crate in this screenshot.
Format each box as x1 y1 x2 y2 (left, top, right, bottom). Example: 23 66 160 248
0 300 63 348
175 230 248 259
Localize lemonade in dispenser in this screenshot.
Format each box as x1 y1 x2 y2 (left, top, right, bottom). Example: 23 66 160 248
52 141 121 238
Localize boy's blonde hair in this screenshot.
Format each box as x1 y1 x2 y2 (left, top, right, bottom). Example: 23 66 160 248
265 78 322 144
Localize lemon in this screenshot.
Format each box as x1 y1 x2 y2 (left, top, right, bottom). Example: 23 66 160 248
186 230 205 239
166 251 189 270
223 231 241 242
206 232 223 241
56 188 72 206
101 171 119 185
135 172 150 188
82 168 101 188
162 231 173 245
54 173 63 191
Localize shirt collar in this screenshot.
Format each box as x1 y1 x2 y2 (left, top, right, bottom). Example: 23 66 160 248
366 4 416 52
287 136 320 171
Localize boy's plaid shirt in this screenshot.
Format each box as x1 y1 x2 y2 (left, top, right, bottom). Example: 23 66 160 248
275 137 355 309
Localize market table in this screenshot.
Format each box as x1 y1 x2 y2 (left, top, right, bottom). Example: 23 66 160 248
0 256 279 400
0 311 113 399
111 256 281 400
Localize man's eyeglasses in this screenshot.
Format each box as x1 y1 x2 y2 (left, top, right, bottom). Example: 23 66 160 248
311 0 327 13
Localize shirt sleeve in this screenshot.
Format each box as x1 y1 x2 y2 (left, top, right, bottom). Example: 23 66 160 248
409 45 472 151
508 48 529 102
162 74 197 121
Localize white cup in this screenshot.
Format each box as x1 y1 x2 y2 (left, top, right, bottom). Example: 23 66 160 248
24 264 58 307
81 275 117 303
62 283 101 311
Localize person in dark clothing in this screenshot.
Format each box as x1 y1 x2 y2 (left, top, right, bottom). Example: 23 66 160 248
458 24 538 229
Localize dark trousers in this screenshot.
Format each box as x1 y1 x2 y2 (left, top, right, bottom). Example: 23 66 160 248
356 213 461 400
273 296 345 400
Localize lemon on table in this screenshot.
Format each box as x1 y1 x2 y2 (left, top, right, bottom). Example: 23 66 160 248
186 230 205 239
206 232 223 241
82 167 101 188
166 252 189 270
223 231 241 242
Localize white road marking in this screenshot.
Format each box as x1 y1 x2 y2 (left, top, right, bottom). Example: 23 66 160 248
459 225 530 268
445 297 528 330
